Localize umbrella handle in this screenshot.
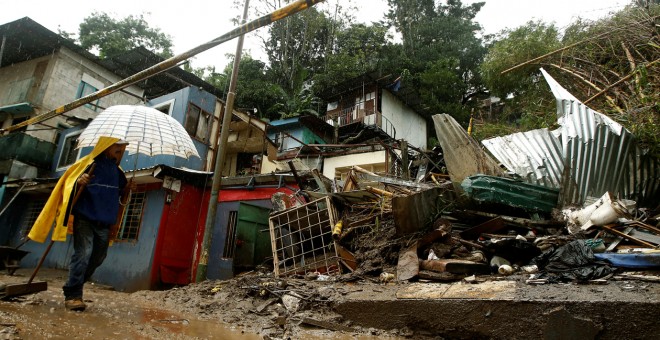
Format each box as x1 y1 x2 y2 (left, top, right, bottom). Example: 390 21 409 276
72 163 96 207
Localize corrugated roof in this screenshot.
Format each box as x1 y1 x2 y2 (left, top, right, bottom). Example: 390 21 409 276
482 69 659 207
482 128 563 188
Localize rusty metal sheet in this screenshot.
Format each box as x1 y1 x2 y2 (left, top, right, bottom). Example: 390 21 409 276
392 187 443 236
396 243 419 281
432 114 503 187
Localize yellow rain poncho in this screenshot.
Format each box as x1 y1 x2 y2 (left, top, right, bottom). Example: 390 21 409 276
28 136 121 243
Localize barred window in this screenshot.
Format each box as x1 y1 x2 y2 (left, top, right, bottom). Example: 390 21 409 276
115 191 146 241
222 211 238 258
21 198 47 237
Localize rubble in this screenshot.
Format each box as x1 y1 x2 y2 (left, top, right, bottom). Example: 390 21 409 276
258 71 659 298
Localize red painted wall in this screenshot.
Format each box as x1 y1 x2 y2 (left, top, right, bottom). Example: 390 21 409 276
218 186 298 202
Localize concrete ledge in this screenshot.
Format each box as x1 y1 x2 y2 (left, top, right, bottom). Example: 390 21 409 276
334 281 660 339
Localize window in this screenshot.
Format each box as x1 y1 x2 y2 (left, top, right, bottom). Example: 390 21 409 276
57 132 82 169
76 81 100 111
184 104 211 141
115 191 146 241
275 132 292 151
152 99 175 115
222 211 238 258
21 198 47 238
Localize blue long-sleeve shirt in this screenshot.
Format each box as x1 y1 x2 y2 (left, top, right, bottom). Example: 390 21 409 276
73 156 127 226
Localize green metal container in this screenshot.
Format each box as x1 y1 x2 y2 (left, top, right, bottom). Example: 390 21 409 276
461 175 559 213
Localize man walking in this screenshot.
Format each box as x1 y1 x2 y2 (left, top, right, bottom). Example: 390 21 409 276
29 136 131 311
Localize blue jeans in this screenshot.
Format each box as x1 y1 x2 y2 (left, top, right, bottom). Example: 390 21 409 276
62 216 110 300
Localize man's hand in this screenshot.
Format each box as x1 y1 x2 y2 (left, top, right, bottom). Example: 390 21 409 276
77 173 93 186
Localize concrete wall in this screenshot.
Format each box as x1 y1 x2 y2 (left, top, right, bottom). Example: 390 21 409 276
381 90 427 149
322 150 387 180
0 47 143 143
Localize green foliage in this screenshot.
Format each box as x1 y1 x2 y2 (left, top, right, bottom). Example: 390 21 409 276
78 12 173 59
480 4 660 153
385 0 488 119
312 23 391 91
265 7 332 92
480 21 561 99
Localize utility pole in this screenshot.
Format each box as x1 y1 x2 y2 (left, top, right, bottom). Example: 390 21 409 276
196 0 250 282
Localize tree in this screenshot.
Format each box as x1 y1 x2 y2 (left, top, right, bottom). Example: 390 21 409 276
479 4 659 152
78 12 173 59
312 22 391 91
385 0 487 123
219 55 285 120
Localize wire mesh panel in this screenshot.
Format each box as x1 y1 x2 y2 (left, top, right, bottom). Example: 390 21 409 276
269 196 340 277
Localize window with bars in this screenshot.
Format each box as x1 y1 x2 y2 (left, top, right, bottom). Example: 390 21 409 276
21 198 46 238
222 211 238 258
115 191 146 241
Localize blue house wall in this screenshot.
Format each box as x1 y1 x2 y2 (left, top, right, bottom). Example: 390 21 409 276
0 86 220 292
267 117 327 149
12 189 167 292
206 199 272 280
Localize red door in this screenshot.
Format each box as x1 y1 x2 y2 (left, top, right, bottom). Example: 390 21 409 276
152 184 207 286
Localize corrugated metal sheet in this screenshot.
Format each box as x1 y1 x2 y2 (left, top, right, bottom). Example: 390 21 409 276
482 128 563 188
482 69 659 206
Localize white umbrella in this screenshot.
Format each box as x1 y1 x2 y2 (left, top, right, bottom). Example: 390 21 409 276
76 105 200 159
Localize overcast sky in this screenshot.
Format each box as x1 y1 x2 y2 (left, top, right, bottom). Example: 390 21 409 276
1 0 630 71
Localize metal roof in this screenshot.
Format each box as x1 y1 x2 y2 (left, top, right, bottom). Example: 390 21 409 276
482 69 659 207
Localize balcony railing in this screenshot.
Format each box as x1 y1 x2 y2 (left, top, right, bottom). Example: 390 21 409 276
323 107 396 140
0 132 56 169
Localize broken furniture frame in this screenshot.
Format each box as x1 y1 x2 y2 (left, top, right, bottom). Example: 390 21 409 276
269 196 341 277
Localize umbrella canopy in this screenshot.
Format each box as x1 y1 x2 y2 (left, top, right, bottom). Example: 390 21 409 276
77 105 200 159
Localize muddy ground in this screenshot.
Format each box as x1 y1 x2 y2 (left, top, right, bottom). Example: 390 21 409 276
0 268 408 340
2 265 660 340
2 212 659 339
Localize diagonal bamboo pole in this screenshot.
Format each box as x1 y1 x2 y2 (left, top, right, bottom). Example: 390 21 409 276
0 0 326 134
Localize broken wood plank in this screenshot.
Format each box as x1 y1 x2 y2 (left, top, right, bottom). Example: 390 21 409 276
418 270 464 282
300 317 353 332
396 243 419 281
254 298 277 313
628 229 660 246
626 221 660 235
352 165 378 176
601 224 655 248
419 259 490 275
365 186 394 197
311 169 329 193
614 273 660 283
335 243 357 272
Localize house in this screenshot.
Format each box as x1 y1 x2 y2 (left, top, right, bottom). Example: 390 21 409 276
261 115 334 173
205 173 302 280
0 17 284 291
264 73 429 184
